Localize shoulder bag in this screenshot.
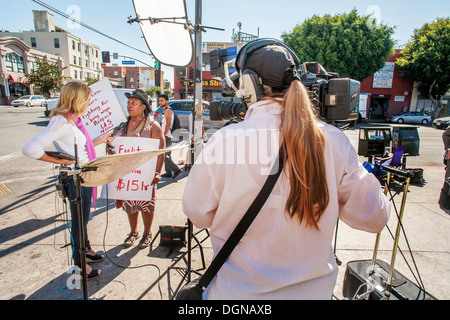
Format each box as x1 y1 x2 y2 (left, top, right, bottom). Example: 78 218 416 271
175 148 284 300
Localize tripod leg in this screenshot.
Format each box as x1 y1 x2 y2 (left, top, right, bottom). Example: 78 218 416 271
75 174 89 300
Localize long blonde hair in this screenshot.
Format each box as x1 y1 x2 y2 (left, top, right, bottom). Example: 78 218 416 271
269 80 329 229
50 81 92 121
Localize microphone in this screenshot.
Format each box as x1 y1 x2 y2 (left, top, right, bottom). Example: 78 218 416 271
110 122 125 137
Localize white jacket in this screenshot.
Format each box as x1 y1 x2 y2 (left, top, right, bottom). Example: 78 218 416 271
182 100 390 300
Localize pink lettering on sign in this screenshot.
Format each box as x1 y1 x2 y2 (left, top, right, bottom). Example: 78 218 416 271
118 145 143 154
115 178 150 192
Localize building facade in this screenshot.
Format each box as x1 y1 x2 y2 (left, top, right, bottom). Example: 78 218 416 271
360 49 449 119
173 42 243 101
0 36 63 104
3 10 103 84
102 65 162 90
360 50 415 119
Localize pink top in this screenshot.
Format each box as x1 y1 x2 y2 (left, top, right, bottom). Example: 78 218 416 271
182 100 390 300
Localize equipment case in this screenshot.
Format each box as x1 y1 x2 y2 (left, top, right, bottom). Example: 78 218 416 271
341 166 437 300
343 259 436 300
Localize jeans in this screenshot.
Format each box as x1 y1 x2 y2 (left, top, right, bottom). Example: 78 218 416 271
164 136 180 175
60 176 92 268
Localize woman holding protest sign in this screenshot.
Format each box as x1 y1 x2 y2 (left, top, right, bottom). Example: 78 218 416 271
107 89 165 249
22 81 112 280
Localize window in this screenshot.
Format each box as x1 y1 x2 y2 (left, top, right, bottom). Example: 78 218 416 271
5 53 25 73
73 56 77 65
29 61 35 73
31 37 37 47
74 70 77 79
130 78 134 82
54 38 60 49
130 71 134 75
79 57 81 66
72 40 76 50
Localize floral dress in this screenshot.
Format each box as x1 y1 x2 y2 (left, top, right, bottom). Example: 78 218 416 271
115 117 157 214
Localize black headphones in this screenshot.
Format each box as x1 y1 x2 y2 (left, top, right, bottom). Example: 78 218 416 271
232 38 302 108
235 38 301 73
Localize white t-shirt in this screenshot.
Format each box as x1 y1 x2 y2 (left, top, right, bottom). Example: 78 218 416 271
161 107 174 139
182 100 391 300
22 114 89 164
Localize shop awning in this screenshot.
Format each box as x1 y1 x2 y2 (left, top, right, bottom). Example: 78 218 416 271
8 75 29 84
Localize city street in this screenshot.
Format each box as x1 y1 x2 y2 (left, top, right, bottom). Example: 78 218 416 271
0 105 449 300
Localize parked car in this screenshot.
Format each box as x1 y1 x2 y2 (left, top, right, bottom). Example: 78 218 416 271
432 116 450 130
153 100 227 130
44 96 59 116
11 95 46 108
387 111 432 125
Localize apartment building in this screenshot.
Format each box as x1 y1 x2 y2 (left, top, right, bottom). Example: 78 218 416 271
5 10 103 83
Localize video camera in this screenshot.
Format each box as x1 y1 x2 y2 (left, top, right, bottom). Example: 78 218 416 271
208 39 360 124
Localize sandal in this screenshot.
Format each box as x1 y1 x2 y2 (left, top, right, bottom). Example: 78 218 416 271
123 232 140 247
87 268 101 281
138 234 152 249
86 252 104 263
74 267 102 281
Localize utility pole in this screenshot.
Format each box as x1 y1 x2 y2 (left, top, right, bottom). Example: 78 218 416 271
191 0 203 164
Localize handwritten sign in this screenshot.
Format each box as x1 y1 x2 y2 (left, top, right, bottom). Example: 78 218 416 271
83 78 127 139
100 137 160 201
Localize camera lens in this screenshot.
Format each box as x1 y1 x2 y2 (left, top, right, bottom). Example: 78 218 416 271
210 101 247 121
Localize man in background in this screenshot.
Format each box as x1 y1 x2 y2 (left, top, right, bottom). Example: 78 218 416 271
159 94 182 179
438 126 450 214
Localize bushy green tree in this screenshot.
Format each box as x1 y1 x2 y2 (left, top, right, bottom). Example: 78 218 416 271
396 18 450 119
26 56 66 98
281 9 395 82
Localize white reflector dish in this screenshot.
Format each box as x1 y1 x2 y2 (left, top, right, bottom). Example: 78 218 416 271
133 0 193 67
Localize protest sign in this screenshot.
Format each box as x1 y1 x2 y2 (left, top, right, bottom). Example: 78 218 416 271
100 136 160 201
82 78 127 139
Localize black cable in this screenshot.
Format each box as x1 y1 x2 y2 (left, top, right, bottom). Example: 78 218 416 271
102 181 163 299
30 0 152 57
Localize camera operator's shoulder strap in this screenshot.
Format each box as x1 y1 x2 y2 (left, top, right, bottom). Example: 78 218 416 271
198 146 285 290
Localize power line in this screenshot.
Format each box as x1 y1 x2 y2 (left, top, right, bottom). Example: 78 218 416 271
30 0 153 58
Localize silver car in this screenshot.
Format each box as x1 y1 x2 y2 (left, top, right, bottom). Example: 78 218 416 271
387 111 432 125
11 95 47 108
155 100 227 130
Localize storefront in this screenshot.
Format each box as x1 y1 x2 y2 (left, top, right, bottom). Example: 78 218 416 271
173 42 243 102
177 78 223 101
360 50 415 120
0 36 62 104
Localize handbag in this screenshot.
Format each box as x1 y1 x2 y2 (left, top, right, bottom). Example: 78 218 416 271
175 149 284 300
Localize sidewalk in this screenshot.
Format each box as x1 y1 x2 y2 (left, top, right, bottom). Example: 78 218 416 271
0 138 449 300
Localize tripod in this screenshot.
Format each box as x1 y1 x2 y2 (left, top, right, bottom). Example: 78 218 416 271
60 140 91 300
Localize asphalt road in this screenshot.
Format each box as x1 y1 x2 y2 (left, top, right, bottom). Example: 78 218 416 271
1 105 444 165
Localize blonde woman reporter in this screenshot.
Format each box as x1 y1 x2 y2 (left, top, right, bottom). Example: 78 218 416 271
22 81 111 280
182 40 390 300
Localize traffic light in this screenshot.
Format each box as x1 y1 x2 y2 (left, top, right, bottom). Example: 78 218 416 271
155 69 161 87
189 67 194 80
101 51 110 63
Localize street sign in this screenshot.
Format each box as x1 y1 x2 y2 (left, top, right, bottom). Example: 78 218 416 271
122 60 136 65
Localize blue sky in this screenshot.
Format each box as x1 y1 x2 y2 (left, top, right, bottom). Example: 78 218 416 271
1 0 448 83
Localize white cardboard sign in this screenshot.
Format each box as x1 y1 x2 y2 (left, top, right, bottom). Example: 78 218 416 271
100 136 159 201
82 78 127 139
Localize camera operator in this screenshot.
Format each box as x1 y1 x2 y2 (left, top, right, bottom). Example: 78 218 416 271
181 40 390 300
